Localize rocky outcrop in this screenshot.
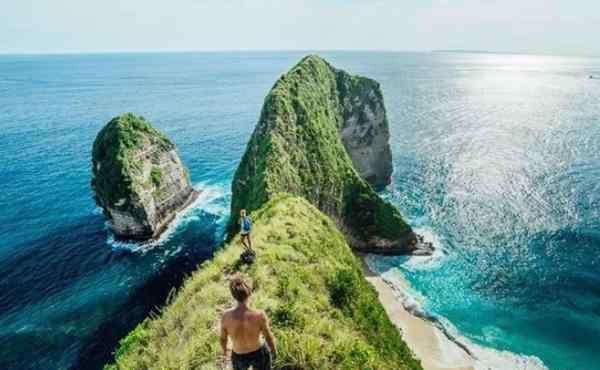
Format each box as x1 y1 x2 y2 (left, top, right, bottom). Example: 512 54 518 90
91 113 198 240
229 55 432 255
336 68 393 189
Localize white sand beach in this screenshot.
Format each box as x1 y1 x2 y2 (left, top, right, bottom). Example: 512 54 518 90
360 255 549 370
361 255 476 370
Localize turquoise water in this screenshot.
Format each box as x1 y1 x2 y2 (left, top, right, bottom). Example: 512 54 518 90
1 52 599 369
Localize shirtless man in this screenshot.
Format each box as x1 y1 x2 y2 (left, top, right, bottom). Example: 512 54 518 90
220 274 276 370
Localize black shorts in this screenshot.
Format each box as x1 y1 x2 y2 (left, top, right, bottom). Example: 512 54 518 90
231 345 272 370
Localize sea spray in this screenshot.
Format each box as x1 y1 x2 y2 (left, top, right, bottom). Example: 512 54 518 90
437 315 548 370
105 183 229 253
403 226 447 271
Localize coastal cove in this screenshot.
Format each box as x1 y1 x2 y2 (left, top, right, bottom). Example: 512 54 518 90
1 52 600 369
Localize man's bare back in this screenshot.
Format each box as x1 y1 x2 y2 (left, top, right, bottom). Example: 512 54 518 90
220 274 276 370
221 306 267 354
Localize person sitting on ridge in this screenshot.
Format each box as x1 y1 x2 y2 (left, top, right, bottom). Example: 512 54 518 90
220 274 276 370
239 209 253 251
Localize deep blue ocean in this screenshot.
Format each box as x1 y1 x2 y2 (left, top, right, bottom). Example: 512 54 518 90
1 52 599 369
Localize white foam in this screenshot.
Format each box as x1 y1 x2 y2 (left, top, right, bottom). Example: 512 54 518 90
436 317 548 370
365 255 430 319
105 182 229 253
405 226 447 271
365 253 548 370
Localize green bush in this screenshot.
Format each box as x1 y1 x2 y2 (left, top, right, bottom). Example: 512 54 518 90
271 302 304 328
329 268 360 309
341 341 376 370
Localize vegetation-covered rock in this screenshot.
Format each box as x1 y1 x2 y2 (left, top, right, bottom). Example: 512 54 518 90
106 195 422 370
91 113 197 240
230 55 426 254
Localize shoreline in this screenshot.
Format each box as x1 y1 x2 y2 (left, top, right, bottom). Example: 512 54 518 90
359 254 476 370
359 254 548 370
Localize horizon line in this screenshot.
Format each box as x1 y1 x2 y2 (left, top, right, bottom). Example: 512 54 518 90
0 48 598 59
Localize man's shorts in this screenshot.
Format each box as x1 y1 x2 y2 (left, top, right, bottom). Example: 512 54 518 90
231 345 272 370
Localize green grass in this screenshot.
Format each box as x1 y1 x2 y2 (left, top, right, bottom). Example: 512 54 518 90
229 55 412 250
107 195 422 370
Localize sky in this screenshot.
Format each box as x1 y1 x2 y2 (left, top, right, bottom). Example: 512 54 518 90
2 0 600 56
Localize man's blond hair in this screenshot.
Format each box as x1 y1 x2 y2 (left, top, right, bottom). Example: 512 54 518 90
229 273 252 302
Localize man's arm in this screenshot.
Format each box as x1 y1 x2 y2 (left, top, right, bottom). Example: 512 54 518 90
260 312 277 356
220 316 228 357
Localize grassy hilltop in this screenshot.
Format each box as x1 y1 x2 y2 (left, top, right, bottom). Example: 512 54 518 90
107 195 421 370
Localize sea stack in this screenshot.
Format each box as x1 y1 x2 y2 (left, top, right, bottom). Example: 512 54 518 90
91 113 198 240
230 55 431 255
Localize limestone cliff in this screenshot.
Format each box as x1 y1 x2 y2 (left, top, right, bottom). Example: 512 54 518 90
91 113 198 240
230 55 430 255
336 67 393 189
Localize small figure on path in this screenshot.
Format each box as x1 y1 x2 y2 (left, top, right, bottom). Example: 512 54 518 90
239 209 253 252
220 274 276 370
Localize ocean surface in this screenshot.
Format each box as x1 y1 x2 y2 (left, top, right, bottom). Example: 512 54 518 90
0 51 599 370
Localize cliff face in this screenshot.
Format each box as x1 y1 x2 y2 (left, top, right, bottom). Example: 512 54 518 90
107 195 422 370
91 113 197 240
230 55 427 255
336 68 393 189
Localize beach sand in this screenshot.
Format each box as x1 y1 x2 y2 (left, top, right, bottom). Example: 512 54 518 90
359 255 476 370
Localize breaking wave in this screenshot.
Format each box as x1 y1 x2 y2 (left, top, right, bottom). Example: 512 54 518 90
105 182 229 253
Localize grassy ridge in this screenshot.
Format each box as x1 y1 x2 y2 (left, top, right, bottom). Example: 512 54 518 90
229 55 412 250
107 195 421 370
